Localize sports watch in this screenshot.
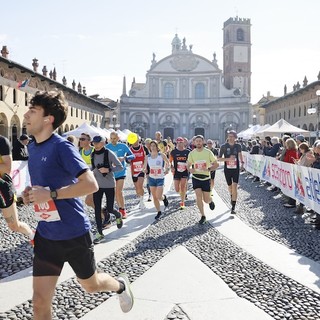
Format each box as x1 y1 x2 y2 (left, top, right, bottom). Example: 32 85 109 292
50 189 58 200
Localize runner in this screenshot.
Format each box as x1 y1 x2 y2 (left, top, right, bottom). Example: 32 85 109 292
129 137 149 209
170 137 190 209
144 138 152 201
22 91 133 318
187 135 218 224
91 135 124 244
0 134 33 240
218 130 244 214
79 132 94 165
206 139 219 194
143 140 170 220
155 131 168 154
106 131 135 218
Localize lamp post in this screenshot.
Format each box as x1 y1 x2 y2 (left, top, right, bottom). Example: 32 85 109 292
307 89 320 139
253 114 257 126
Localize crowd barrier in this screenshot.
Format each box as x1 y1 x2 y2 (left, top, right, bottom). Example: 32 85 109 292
242 152 320 214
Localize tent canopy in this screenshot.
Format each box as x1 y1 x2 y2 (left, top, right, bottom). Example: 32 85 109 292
238 124 261 139
258 119 309 136
62 123 107 139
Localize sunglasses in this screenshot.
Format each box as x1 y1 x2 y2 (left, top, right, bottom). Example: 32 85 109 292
79 138 87 141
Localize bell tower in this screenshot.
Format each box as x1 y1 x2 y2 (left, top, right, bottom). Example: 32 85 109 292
223 17 251 99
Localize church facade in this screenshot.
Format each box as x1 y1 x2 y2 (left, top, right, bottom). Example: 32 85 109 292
120 17 252 143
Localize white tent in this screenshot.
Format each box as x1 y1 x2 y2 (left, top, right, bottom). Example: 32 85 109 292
258 119 309 136
254 124 271 135
238 124 261 139
62 123 108 139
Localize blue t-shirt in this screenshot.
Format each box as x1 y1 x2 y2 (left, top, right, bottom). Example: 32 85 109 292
28 134 91 240
106 143 134 178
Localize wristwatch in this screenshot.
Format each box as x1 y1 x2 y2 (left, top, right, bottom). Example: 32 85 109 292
50 189 58 200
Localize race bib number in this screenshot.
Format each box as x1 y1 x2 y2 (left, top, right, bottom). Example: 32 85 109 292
133 161 143 173
194 160 207 171
150 166 162 178
226 158 237 169
34 200 61 222
177 162 187 172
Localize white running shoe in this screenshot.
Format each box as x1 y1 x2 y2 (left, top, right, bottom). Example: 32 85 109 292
117 273 134 313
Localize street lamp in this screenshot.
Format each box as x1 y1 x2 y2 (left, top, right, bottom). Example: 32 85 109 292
307 89 320 139
109 114 120 131
253 114 257 125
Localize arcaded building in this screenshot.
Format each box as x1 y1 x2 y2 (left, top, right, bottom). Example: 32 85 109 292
120 17 252 142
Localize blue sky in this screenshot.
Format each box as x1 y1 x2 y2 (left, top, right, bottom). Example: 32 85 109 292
2 0 320 104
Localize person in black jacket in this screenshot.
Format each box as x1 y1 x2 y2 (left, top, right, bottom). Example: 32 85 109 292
12 134 29 161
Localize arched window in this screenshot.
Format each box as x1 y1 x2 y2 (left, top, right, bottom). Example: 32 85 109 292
71 107 73 117
283 111 286 120
25 93 28 106
299 106 301 117
294 108 296 118
164 83 174 99
13 89 16 104
195 83 205 99
304 105 307 116
0 85 3 101
237 28 244 41
288 110 291 120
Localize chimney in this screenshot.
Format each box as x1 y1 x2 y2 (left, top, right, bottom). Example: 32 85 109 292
42 66 48 76
49 70 53 79
267 91 270 98
72 80 76 90
62 76 67 85
83 86 87 95
1 46 9 58
77 82 82 93
32 58 39 72
52 68 57 81
284 84 287 95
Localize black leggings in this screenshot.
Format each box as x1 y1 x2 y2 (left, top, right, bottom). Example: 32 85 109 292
93 188 115 234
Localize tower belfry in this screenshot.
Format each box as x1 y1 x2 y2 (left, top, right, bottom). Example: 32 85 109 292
223 17 251 98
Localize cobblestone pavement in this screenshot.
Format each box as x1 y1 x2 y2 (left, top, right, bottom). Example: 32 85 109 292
1 169 320 319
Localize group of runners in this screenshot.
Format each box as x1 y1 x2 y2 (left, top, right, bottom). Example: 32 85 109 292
0 89 245 319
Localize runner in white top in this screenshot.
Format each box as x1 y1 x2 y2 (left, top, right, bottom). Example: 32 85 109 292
143 140 170 220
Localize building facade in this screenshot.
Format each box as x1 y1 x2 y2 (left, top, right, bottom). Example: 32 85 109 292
0 46 114 143
120 17 252 142
261 77 320 138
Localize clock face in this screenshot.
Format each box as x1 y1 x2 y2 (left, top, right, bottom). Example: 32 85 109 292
234 46 248 63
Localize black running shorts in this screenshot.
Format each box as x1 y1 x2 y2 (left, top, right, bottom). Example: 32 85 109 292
224 169 240 185
0 174 15 209
192 177 211 192
33 231 96 279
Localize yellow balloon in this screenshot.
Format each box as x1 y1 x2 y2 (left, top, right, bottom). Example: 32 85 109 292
127 133 138 144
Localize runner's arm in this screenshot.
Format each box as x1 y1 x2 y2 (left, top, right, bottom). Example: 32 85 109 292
0 155 12 175
28 169 98 204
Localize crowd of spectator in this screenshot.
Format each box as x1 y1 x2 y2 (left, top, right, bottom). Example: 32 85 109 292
240 133 320 229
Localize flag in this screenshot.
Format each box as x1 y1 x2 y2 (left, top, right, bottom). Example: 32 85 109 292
17 79 30 88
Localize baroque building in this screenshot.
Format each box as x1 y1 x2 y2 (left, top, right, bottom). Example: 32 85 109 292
120 17 252 142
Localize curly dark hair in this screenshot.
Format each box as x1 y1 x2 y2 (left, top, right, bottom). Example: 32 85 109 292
29 90 68 129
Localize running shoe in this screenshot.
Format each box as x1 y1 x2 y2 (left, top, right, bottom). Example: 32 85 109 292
199 216 207 224
231 209 236 215
139 199 146 210
113 210 123 229
163 195 169 208
93 233 104 244
179 202 185 210
117 273 134 313
119 208 127 219
209 201 215 210
147 195 152 202
155 211 162 220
